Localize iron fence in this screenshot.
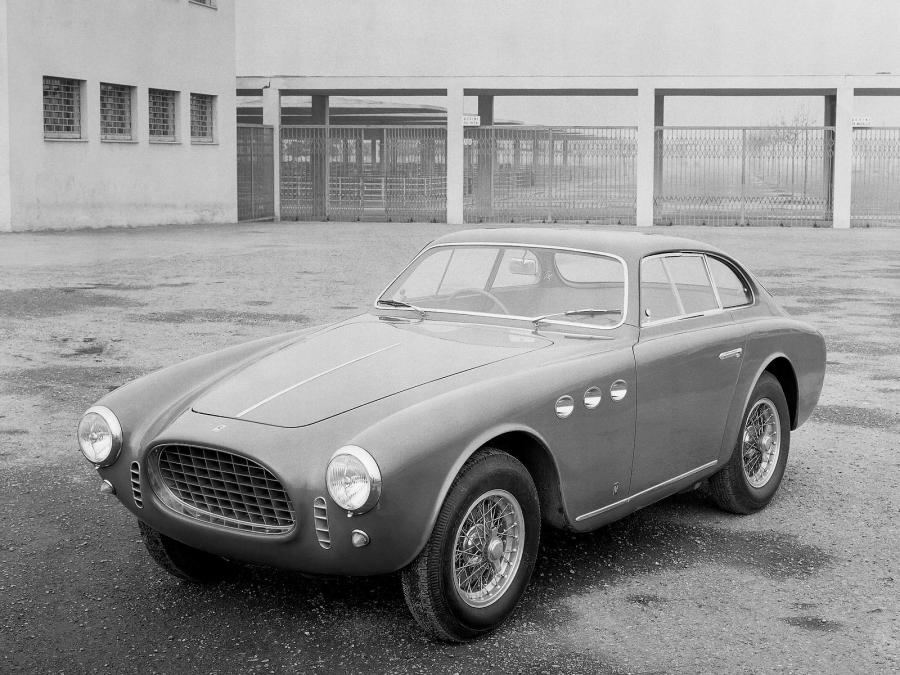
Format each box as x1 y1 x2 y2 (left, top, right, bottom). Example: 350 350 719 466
852 127 900 226
654 127 835 226
237 125 275 221
280 125 446 221
463 126 636 224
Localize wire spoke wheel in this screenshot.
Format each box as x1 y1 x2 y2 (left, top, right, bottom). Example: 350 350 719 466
452 489 524 608
741 398 781 488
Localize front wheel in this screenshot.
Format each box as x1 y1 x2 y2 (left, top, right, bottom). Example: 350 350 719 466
139 521 231 583
401 448 541 642
709 372 791 514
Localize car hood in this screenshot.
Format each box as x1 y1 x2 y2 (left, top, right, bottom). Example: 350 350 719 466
191 317 551 427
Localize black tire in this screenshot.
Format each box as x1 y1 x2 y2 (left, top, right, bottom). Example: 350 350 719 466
709 373 791 514
401 448 541 642
139 521 230 583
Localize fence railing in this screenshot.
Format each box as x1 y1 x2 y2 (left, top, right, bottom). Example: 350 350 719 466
463 126 637 224
852 127 900 226
280 125 446 221
654 127 835 226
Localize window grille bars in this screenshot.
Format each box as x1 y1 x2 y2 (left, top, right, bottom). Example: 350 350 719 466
100 83 133 141
149 89 177 141
190 93 215 143
851 127 900 226
43 76 82 139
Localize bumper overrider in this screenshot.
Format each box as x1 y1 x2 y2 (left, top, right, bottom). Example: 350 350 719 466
80 407 420 576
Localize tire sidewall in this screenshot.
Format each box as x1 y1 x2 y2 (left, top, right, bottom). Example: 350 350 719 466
734 375 791 507
436 455 541 633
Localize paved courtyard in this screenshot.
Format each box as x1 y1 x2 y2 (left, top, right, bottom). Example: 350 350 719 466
0 222 897 673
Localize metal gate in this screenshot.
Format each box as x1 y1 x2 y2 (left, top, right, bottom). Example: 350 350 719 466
237 124 275 221
280 125 446 221
463 126 637 224
852 127 900 226
654 127 835 226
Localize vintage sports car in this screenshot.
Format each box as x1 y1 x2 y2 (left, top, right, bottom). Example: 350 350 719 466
77 228 825 641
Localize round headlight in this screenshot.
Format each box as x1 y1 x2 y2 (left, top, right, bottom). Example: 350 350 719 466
77 406 123 466
326 446 381 514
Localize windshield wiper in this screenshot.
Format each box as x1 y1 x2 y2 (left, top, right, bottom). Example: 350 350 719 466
532 308 621 327
376 299 426 320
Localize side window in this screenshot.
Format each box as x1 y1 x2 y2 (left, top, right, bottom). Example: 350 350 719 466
707 257 752 308
665 255 718 314
640 256 680 323
492 249 540 289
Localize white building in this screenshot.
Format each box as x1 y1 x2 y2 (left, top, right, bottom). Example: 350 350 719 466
0 0 237 232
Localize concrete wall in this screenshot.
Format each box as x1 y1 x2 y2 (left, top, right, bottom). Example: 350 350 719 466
4 0 237 231
0 1 11 231
235 0 900 78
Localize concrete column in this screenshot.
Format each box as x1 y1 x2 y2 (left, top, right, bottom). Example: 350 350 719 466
261 86 281 220
134 86 148 144
831 86 853 228
477 96 494 126
0 1 12 231
635 87 656 227
446 86 465 224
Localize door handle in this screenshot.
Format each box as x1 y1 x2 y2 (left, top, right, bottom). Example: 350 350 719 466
718 348 743 360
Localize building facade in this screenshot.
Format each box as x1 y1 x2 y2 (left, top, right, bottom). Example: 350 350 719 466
0 0 237 232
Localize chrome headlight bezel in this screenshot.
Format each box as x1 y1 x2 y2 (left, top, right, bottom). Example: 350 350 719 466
76 405 123 467
325 445 382 515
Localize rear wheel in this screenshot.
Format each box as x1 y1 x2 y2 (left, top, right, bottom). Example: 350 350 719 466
139 521 230 583
709 373 791 514
401 448 541 642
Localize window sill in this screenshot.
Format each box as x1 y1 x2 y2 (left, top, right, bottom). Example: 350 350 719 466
44 137 88 143
188 0 217 9
191 140 218 146
101 138 138 144
150 139 181 145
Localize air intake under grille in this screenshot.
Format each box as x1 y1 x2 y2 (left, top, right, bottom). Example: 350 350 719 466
152 445 295 535
130 462 143 508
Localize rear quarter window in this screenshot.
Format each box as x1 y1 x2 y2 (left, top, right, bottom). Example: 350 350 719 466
707 256 753 308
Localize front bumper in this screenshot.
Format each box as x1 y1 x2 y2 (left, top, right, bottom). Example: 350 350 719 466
96 410 423 576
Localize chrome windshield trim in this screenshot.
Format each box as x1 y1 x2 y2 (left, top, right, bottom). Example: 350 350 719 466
235 342 401 418
574 460 718 522
374 242 630 331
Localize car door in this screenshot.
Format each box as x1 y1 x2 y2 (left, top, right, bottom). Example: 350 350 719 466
630 253 746 494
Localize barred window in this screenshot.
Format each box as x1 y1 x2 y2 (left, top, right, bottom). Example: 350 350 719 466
43 76 82 139
190 93 216 143
100 83 134 141
149 89 177 142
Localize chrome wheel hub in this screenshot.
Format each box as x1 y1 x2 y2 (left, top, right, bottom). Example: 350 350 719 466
741 398 781 488
452 489 524 608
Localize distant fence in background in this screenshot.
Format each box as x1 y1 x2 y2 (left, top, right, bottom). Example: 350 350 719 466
236 125 275 221
654 127 835 227
463 126 636 224
280 125 446 222
852 127 900 226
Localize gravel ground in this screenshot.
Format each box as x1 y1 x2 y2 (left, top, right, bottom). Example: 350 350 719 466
0 222 897 674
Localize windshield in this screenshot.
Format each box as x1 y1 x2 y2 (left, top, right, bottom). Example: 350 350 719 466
378 244 626 328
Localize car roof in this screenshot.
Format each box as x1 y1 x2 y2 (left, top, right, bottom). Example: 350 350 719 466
432 227 728 260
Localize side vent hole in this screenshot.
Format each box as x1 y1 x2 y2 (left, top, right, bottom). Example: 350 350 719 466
313 497 331 550
130 462 143 508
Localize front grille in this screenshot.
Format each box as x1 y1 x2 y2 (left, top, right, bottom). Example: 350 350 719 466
152 445 295 535
130 462 143 508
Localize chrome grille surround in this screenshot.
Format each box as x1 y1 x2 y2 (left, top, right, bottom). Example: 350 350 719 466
130 461 143 508
149 445 295 535
313 497 331 549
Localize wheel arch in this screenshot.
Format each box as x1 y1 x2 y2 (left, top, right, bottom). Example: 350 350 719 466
762 355 799 429
485 430 570 530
